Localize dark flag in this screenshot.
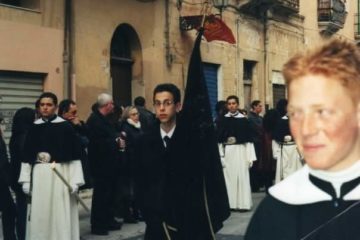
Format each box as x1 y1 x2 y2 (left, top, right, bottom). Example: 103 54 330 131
179 28 230 239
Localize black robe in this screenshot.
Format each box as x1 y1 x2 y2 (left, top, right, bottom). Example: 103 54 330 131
136 122 226 239
217 114 253 144
245 164 360 240
24 115 81 164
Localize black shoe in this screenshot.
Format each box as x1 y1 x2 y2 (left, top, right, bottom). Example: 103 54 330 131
91 228 109 235
108 221 122 231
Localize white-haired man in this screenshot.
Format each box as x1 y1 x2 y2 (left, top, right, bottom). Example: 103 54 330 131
87 93 124 235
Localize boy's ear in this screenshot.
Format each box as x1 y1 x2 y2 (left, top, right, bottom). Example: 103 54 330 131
175 102 182 113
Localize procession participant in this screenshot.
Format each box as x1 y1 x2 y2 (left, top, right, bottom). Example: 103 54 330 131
272 99 302 183
217 95 256 210
9 107 35 240
245 39 360 240
136 83 229 239
248 100 264 192
59 99 92 189
18 92 84 240
87 93 124 235
0 117 17 240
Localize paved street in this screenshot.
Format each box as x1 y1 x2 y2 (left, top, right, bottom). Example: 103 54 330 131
0 191 265 240
78 191 265 240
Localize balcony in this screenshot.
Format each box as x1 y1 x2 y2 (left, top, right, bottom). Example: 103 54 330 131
318 0 347 36
238 0 299 17
355 13 360 40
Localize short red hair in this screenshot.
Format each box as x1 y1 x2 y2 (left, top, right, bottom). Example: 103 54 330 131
283 39 360 103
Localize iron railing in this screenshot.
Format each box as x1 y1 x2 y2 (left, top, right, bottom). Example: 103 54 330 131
318 0 347 26
276 0 299 12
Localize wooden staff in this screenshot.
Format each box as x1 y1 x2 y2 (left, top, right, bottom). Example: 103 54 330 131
51 162 90 212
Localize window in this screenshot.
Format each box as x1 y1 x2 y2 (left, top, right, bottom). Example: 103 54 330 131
273 84 286 107
243 60 256 110
0 0 40 10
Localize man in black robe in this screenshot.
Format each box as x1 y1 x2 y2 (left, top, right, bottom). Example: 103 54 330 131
136 83 229 240
19 92 84 240
0 117 17 240
245 39 360 240
217 95 256 210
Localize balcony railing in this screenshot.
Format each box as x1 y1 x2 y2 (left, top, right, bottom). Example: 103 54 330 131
238 0 299 17
274 0 299 13
318 0 347 36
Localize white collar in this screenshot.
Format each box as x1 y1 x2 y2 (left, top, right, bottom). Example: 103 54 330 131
127 118 141 129
281 115 289 120
269 162 360 205
160 124 176 139
34 116 65 125
224 111 245 118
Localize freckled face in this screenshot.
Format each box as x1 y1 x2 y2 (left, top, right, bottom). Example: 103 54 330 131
288 75 360 171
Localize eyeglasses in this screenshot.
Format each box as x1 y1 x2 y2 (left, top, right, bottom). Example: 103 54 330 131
153 100 174 108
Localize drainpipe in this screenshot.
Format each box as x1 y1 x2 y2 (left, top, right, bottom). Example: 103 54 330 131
63 0 73 99
235 17 241 99
263 10 269 108
165 0 172 69
358 0 360 35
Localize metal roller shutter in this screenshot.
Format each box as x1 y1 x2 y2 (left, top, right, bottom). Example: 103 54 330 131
203 63 219 118
0 71 44 144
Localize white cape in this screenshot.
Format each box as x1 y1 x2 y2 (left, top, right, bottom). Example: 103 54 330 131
26 161 84 240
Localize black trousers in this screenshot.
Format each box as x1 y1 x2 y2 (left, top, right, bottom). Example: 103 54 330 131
0 183 17 240
90 177 116 230
14 190 27 240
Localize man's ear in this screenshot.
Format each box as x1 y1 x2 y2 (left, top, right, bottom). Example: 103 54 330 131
175 102 182 113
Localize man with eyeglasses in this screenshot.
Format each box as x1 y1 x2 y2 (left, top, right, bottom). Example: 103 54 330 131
136 83 219 239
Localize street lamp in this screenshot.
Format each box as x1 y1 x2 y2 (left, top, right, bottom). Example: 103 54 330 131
212 0 229 17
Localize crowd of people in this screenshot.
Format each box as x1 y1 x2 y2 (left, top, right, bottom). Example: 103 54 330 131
215 96 303 211
1 37 360 240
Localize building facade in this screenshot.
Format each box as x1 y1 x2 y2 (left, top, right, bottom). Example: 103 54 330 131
0 0 356 138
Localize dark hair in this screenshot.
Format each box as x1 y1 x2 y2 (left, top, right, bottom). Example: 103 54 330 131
226 95 239 104
134 96 145 107
11 107 35 135
35 99 40 109
276 99 288 117
263 109 280 133
38 92 58 106
58 99 76 116
153 83 181 104
251 100 261 109
215 100 227 115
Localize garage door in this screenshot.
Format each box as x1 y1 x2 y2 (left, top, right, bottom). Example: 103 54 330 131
0 71 44 144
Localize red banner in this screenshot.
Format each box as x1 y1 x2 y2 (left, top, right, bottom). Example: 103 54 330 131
180 14 236 44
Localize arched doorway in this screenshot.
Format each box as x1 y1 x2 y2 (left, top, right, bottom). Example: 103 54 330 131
110 24 142 107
